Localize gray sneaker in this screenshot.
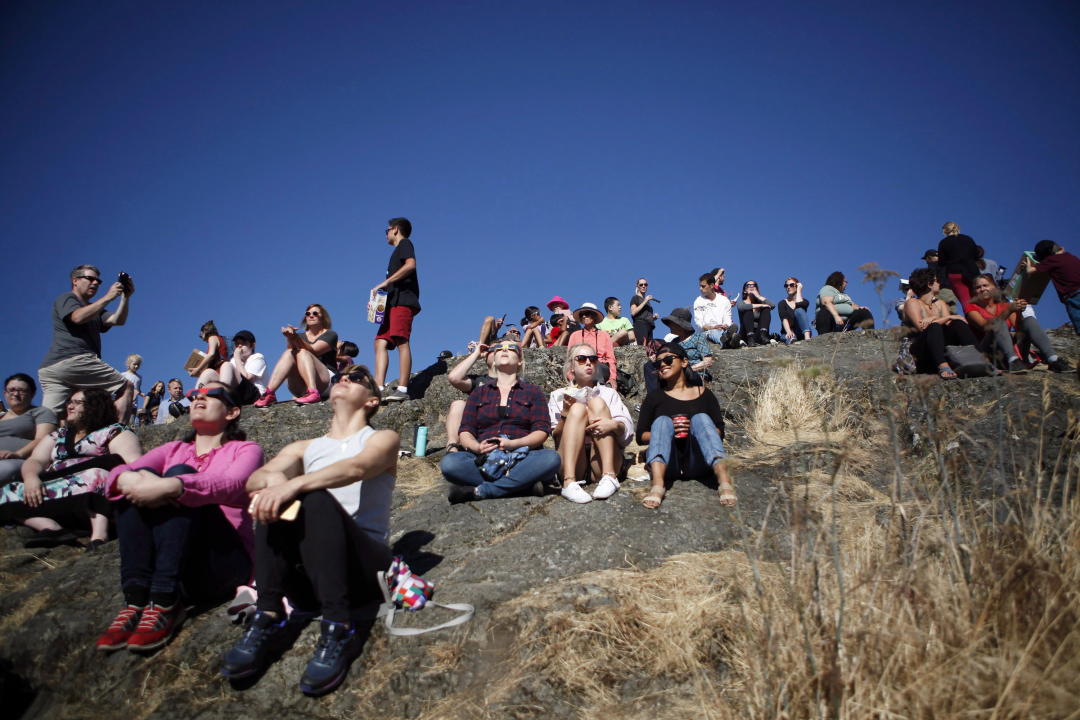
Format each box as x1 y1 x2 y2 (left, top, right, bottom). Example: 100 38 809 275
382 388 409 403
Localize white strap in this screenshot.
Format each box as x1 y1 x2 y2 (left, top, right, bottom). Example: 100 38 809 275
376 570 475 637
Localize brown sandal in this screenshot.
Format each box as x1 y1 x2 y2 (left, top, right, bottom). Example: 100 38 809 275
642 486 666 509
718 482 737 507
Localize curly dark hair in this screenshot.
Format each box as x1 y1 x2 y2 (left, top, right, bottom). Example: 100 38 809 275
825 271 846 289
72 388 119 432
908 267 938 296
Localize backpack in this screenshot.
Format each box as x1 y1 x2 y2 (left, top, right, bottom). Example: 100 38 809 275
616 368 636 397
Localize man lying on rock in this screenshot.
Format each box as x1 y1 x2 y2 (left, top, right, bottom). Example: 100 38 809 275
222 363 398 696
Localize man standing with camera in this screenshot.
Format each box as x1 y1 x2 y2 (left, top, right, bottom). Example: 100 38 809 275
38 264 135 422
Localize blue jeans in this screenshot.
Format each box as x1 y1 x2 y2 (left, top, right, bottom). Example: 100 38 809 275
646 414 726 481
440 448 560 499
783 307 811 344
1066 291 1080 335
704 329 726 344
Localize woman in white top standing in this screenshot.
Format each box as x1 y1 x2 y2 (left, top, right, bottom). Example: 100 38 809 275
548 343 633 503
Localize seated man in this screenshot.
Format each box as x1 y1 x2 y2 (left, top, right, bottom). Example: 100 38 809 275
335 340 359 373
597 297 635 346
692 274 739 348
222 364 398 696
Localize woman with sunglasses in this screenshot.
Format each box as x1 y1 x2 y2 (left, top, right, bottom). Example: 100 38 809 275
255 304 339 406
736 280 775 346
0 388 141 548
439 340 560 502
548 344 633 503
95 383 262 653
635 343 735 510
630 278 658 345
777 278 812 344
565 303 618 387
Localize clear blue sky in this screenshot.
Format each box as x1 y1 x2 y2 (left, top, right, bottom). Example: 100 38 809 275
3 1 1078 402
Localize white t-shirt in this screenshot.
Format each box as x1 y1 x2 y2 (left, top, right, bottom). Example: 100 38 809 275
231 352 268 394
303 425 395 545
693 294 733 330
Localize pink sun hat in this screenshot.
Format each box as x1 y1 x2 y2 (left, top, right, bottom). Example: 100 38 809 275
546 295 570 311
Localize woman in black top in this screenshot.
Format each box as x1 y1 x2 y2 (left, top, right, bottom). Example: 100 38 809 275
635 342 735 509
630 277 658 345
777 277 812 344
254 304 339 407
143 381 165 424
937 221 980 307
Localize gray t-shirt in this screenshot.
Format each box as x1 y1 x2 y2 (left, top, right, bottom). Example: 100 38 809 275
0 406 58 452
40 292 110 368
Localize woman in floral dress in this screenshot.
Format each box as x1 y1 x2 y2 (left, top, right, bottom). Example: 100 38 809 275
0 388 141 548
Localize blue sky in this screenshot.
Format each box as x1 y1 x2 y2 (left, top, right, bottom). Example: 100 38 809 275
3 0 1078 402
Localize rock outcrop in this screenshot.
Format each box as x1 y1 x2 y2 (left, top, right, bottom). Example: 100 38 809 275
2 330 1077 719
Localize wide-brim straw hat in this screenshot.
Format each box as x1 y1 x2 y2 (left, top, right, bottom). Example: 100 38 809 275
573 302 604 324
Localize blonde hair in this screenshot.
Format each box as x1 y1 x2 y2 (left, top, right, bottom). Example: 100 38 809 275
942 221 960 236
564 343 598 385
126 354 142 369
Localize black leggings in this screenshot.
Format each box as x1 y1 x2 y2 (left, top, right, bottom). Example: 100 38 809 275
815 307 874 334
255 490 391 623
738 307 771 339
911 320 979 370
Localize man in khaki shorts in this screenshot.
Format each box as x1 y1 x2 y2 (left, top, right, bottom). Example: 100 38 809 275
38 264 135 422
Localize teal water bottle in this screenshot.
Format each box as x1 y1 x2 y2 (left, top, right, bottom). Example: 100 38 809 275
415 426 428 457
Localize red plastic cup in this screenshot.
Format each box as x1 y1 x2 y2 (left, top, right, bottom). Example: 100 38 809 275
673 415 689 439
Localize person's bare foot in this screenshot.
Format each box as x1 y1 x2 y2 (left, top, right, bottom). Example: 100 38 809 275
642 485 666 509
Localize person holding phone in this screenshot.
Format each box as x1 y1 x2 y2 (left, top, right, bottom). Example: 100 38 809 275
37 264 135 422
630 278 659 345
736 280 775 346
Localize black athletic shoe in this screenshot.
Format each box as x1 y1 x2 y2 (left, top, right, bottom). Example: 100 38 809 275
447 485 477 504
1047 358 1070 373
221 611 288 679
299 620 361 696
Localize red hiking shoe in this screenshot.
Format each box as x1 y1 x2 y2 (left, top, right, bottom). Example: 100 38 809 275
96 604 145 651
253 390 277 408
126 602 186 652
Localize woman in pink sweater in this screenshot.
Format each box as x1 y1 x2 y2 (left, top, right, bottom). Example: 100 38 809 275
565 303 618 388
95 382 263 654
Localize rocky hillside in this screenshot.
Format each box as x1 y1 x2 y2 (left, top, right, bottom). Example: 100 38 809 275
2 330 1078 719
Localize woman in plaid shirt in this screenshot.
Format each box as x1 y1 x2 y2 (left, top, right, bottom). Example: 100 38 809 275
439 340 560 503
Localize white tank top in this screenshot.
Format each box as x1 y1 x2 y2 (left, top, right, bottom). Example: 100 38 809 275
303 425 394 544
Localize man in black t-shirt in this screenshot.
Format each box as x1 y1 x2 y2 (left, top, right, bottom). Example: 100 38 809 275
371 217 421 403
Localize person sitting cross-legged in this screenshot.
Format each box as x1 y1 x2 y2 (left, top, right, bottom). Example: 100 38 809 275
439 340 560 503
222 364 398 696
636 342 735 510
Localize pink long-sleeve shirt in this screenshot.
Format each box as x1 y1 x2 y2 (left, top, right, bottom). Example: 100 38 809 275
105 440 264 561
566 327 618 388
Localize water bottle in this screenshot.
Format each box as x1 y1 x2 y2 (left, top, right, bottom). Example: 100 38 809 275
415 426 428 457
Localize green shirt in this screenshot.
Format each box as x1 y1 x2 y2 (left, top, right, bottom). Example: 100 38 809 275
597 316 632 335
817 285 854 317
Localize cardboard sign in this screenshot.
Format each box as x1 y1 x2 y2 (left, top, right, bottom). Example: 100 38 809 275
182 349 206 370
1004 251 1050 304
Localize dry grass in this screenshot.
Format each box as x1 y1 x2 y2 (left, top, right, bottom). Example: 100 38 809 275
744 362 860 451
396 456 446 497
414 365 1080 719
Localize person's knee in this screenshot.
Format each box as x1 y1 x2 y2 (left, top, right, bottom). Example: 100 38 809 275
439 452 472 478
567 402 589 419
651 415 674 431
690 413 713 429
586 396 606 412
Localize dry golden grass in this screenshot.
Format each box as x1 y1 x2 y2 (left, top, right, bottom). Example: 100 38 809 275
413 364 1080 719
396 456 446 497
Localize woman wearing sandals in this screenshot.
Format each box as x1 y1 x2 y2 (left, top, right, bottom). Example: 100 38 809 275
903 268 981 379
548 343 633 503
254 304 339 406
634 342 735 509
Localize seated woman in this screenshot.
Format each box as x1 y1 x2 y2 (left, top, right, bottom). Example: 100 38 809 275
0 374 57 485
96 383 262 652
142 380 165 424
548 343 634 503
903 268 982 379
965 274 1069 373
635 343 735 509
444 341 496 452
187 320 228 382
736 280 775 346
545 313 571 347
198 330 269 405
439 340 560 502
255 304 339 406
565 303 617 388
816 271 874 333
777 278 812 344
0 389 141 548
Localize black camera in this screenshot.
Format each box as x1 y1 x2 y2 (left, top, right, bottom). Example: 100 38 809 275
118 272 133 294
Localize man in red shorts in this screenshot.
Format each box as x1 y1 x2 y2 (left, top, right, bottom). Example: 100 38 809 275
371 217 420 402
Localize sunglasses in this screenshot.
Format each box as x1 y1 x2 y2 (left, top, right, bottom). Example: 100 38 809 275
745 283 757 288
75 275 101 283
334 369 375 389
487 342 521 354
654 355 679 367
573 354 599 365
784 282 797 287
305 311 321 317
186 387 236 406
638 283 648 287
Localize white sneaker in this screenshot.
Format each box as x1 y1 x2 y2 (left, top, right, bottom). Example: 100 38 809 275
561 482 592 504
592 474 620 499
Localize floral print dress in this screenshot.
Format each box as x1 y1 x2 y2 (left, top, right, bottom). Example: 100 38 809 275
0 423 126 504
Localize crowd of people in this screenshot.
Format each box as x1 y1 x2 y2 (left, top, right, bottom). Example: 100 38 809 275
0 219 1077 696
